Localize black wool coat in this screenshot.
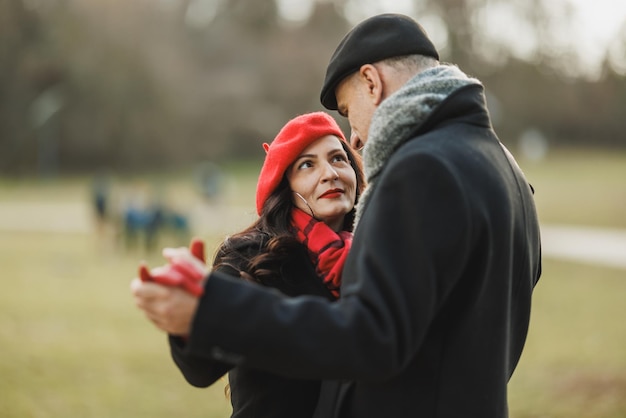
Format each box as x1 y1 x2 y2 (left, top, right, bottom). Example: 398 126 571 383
169 239 335 418
184 84 542 418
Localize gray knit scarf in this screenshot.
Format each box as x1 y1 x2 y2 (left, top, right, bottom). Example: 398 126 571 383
354 64 482 226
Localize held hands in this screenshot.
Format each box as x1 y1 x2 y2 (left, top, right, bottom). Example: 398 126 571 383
130 238 209 336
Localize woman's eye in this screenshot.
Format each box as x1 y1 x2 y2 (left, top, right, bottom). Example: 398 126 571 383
332 154 348 163
298 161 313 169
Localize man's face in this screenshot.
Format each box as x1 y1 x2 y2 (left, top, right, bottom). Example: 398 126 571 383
335 73 377 151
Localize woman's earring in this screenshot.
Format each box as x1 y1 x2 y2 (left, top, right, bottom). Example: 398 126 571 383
293 192 316 218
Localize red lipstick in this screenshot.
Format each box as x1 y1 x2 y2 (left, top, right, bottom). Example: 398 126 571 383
320 189 343 199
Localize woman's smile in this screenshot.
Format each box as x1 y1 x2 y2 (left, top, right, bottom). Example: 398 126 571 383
319 188 344 199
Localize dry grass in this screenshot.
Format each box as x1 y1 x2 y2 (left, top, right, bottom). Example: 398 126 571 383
519 148 626 228
508 259 626 417
0 231 232 417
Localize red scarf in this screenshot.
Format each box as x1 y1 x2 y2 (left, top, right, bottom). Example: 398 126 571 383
291 208 352 298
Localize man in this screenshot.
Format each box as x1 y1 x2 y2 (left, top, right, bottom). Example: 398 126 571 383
132 13 542 417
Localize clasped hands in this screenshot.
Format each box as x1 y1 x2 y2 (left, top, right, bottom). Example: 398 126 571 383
130 238 209 336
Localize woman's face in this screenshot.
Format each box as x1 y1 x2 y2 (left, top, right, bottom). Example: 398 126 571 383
286 135 357 231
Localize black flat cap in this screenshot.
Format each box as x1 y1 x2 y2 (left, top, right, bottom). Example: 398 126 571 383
320 13 439 110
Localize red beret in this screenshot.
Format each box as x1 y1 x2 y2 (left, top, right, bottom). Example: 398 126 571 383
256 112 346 215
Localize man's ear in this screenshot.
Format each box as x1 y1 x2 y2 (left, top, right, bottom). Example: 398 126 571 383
359 64 384 106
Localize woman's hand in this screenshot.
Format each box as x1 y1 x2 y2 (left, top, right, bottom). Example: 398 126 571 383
131 238 209 336
139 238 208 295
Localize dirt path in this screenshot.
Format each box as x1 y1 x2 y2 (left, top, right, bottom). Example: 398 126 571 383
1 201 624 270
0 201 255 236
540 224 626 270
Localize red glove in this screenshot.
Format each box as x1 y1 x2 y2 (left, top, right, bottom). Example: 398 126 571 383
139 238 207 296
189 238 206 263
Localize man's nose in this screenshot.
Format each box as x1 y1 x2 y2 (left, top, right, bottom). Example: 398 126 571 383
350 131 363 151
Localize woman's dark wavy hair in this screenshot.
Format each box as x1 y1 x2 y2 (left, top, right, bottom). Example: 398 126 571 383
212 141 365 283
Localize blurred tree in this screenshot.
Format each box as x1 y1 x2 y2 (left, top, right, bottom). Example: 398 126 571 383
0 0 64 174
0 0 624 176
410 0 579 75
405 0 626 147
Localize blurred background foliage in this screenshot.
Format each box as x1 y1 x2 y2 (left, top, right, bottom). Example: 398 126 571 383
2 0 625 176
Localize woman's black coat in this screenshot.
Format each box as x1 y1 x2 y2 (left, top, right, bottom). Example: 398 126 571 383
169 240 335 418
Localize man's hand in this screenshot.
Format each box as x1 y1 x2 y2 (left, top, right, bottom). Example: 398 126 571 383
130 278 199 336
131 238 209 336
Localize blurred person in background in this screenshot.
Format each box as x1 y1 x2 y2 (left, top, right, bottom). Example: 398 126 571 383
132 13 542 418
136 112 364 417
91 173 111 237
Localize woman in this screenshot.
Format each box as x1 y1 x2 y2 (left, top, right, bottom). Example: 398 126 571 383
143 112 365 417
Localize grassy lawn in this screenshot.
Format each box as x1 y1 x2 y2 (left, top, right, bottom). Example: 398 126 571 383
0 231 232 417
1 148 625 417
508 260 626 417
519 148 626 229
